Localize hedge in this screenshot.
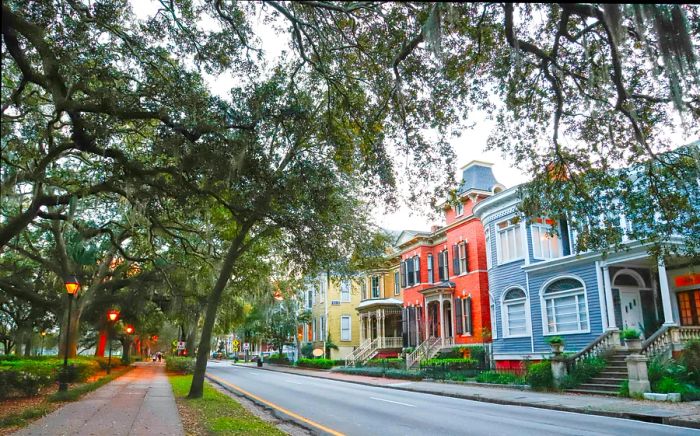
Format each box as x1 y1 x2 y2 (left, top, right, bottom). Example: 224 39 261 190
332 366 423 380
421 358 478 370
0 357 101 399
364 358 405 369
165 357 195 374
526 361 554 390
295 358 344 369
475 371 526 385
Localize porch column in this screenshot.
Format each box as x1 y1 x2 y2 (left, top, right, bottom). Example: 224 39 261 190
360 314 365 343
439 294 445 346
657 259 676 326
424 303 429 342
377 309 384 347
603 266 617 329
595 261 609 330
415 308 421 346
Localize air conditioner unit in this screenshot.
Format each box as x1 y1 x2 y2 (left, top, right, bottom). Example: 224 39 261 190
331 300 340 305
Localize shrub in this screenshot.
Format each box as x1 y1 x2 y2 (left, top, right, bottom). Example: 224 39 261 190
621 328 641 340
383 368 423 380
619 379 630 397
296 358 343 369
475 371 525 385
527 361 554 390
166 357 195 374
422 358 478 370
681 339 700 385
267 353 290 365
364 358 405 369
331 366 423 380
300 343 314 359
559 357 607 389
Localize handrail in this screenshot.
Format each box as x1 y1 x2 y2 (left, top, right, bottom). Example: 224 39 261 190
406 336 441 368
642 325 700 357
640 325 673 353
345 339 372 367
565 329 616 367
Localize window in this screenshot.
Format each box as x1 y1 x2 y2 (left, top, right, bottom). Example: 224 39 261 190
489 295 497 339
312 318 317 341
306 289 313 309
340 316 352 341
394 271 400 295
406 258 415 287
454 297 473 335
361 279 367 300
542 278 589 334
677 290 700 326
340 280 351 302
427 254 434 284
320 316 326 341
531 218 561 260
458 242 467 273
455 202 464 216
371 276 380 298
319 280 325 303
400 261 406 288
413 256 420 284
485 230 492 270
438 250 449 281
496 217 524 264
503 288 528 337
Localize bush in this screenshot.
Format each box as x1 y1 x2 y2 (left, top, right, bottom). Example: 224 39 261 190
267 353 290 365
331 366 423 380
475 371 525 385
422 358 478 370
527 361 554 390
300 343 314 359
559 357 607 389
546 336 564 345
681 339 700 385
296 358 343 369
166 357 195 374
364 358 405 369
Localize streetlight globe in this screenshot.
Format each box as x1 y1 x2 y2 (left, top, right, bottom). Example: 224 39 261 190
125 326 134 334
64 275 80 295
107 309 120 322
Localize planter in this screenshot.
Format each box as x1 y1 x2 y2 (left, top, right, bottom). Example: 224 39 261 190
625 338 642 352
549 343 564 355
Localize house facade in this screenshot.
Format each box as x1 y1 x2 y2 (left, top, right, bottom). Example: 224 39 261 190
396 162 503 364
302 272 362 360
473 185 700 369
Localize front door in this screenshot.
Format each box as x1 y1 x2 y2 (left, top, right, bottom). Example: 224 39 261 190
620 290 644 332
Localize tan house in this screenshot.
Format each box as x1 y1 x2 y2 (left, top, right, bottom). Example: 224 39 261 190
303 272 362 360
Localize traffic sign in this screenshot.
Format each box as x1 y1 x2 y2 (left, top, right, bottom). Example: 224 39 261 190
233 339 240 347
177 341 185 350
243 342 250 351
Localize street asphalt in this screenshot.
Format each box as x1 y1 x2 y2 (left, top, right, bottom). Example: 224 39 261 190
205 361 699 436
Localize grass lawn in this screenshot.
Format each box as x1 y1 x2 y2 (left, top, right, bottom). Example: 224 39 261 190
169 375 285 435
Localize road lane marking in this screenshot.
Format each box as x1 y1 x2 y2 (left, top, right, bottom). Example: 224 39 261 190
207 374 345 436
369 396 415 407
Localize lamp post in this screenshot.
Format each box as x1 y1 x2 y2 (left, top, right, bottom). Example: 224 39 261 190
125 325 134 362
60 275 80 392
40 331 46 356
106 309 120 374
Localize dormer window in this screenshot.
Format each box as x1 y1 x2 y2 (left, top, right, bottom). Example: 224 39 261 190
455 202 464 217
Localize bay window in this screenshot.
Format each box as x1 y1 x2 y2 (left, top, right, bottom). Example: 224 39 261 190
496 217 524 264
531 218 561 260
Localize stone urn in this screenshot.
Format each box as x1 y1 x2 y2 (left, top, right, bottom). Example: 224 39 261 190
625 338 643 353
548 341 564 355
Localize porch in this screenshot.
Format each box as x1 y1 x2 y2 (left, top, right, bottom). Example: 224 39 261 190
346 298 403 366
405 283 456 368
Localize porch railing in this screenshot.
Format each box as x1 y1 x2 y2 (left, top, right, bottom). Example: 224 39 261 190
345 339 372 367
642 325 700 358
377 337 403 349
406 336 441 368
565 329 618 370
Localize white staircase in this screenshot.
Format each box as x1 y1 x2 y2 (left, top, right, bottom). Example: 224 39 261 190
406 336 442 368
345 337 404 367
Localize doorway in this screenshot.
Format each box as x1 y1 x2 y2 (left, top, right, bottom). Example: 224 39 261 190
619 289 644 332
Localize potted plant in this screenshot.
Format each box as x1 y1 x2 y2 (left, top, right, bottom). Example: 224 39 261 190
622 328 642 352
546 336 565 355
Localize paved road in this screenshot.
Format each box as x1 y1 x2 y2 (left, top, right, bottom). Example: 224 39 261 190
206 361 698 436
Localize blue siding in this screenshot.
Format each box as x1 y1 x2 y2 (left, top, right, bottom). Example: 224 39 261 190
527 262 604 354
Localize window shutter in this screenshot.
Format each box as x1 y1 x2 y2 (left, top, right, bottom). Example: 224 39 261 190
414 256 420 284
438 251 445 281
415 307 422 344
464 298 473 335
464 242 469 273
452 245 460 275
444 250 449 279
400 261 406 288
454 297 463 335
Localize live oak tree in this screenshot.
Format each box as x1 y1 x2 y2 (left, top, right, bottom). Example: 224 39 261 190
3 1 698 398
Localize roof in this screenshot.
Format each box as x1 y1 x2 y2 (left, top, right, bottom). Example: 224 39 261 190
357 298 403 311
458 161 502 195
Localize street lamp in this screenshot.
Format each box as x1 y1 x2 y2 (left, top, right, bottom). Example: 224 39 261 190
124 325 134 363
106 309 120 374
40 331 46 356
60 275 80 392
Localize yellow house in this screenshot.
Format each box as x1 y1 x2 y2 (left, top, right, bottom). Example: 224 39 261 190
304 272 362 360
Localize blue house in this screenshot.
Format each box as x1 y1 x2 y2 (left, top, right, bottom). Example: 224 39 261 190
473 185 700 369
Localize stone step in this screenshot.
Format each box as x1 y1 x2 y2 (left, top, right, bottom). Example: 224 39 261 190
566 388 619 396
598 371 627 377
577 383 621 392
588 377 625 385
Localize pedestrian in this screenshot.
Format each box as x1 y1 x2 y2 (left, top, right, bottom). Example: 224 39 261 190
157 351 162 362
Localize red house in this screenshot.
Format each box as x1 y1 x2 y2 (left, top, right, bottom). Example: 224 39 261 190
398 161 504 366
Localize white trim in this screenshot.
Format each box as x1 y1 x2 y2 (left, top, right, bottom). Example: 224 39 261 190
495 215 525 265
501 286 531 338
340 315 352 341
489 292 498 339
595 261 608 330
612 268 646 288
539 275 591 336
530 221 562 261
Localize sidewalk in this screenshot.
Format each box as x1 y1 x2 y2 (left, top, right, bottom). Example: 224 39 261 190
257 363 700 430
15 362 184 436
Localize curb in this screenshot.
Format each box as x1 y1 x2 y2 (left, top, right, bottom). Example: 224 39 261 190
252 364 698 430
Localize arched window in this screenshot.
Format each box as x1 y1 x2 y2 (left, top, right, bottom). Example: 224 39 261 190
542 278 589 334
502 288 528 337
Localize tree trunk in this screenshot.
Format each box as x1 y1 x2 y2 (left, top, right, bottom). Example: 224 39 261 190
59 303 81 358
188 238 245 399
185 312 200 356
